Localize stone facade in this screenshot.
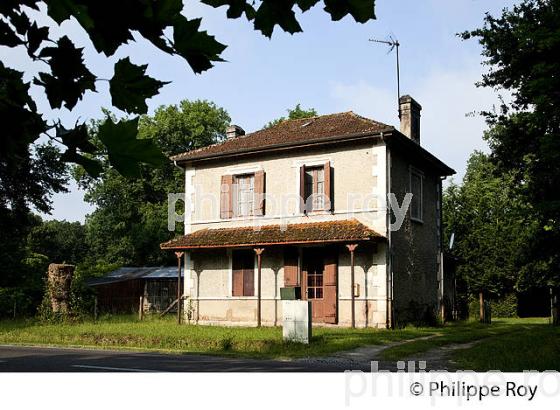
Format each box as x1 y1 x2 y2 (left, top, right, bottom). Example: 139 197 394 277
171 108 452 328
389 149 441 325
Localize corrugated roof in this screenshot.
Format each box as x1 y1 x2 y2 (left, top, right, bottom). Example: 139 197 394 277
87 266 181 286
160 219 384 250
170 112 392 162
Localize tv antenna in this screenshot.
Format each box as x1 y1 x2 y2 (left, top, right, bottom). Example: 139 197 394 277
369 35 401 119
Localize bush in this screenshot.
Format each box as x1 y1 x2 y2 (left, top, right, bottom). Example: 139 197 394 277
491 294 518 318
0 288 35 318
468 293 518 319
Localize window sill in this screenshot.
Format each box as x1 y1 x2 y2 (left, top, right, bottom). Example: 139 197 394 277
302 210 333 216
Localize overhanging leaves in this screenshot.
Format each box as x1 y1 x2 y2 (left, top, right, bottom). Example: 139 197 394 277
97 117 168 178
202 0 375 37
173 16 227 73
61 149 103 177
34 36 96 110
109 58 169 115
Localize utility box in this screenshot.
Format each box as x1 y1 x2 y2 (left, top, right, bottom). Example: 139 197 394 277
280 286 301 300
282 300 311 344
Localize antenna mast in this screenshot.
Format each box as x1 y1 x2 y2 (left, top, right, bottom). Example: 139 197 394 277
369 36 401 119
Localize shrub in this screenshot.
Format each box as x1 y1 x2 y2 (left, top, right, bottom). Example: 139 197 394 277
468 293 518 319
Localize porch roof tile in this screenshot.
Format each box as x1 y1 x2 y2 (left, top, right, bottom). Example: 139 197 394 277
160 219 384 250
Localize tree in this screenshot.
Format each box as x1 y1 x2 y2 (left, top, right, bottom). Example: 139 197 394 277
443 152 536 317
265 103 318 128
462 0 560 322
27 219 87 264
1 1 375 180
77 100 230 266
0 65 68 287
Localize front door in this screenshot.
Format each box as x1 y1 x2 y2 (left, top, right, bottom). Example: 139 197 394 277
302 248 337 323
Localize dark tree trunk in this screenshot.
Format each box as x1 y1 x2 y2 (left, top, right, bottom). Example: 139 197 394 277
479 291 491 324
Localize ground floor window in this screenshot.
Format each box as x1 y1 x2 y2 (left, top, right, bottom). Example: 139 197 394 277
232 249 254 296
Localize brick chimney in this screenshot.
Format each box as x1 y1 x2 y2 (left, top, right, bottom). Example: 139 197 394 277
399 95 421 144
226 124 245 139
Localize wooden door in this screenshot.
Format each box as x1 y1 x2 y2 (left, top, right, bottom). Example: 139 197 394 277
302 249 338 323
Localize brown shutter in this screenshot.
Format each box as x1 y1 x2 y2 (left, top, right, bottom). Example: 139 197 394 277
220 175 233 219
323 252 338 324
283 247 299 287
254 170 265 216
243 265 254 296
233 250 254 296
324 161 332 211
232 252 244 296
299 165 306 213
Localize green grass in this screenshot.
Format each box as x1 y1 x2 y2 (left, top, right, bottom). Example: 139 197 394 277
381 318 553 365
0 315 430 359
453 322 560 371
2 316 556 368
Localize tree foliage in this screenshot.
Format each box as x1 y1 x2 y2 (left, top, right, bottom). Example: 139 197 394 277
461 0 560 288
265 103 318 128
76 100 230 266
1 0 375 180
443 152 536 299
27 219 88 265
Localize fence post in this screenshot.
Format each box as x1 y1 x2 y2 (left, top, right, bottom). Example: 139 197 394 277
139 295 144 321
94 296 98 321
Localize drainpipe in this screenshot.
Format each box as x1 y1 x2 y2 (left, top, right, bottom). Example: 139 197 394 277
385 139 394 329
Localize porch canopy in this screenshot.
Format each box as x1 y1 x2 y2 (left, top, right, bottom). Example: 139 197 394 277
160 219 384 250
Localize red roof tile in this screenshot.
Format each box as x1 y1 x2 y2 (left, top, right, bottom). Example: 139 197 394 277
171 112 391 162
160 219 384 249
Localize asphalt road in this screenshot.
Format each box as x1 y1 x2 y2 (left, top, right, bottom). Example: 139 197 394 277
0 345 351 372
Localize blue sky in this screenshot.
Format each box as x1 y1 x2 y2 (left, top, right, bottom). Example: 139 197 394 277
3 0 517 222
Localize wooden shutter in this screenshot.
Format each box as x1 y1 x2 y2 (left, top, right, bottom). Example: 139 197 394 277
243 265 254 296
232 250 254 296
323 252 338 324
283 247 299 287
299 165 306 213
220 175 233 219
324 161 332 211
232 252 244 296
254 170 265 216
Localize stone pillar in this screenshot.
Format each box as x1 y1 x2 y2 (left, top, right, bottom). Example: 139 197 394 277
47 263 75 314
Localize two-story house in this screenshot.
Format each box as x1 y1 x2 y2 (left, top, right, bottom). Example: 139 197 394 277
161 96 454 328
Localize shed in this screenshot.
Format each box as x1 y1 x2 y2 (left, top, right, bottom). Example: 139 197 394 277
87 267 182 314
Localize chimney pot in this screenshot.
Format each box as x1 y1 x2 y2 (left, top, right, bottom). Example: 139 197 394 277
399 95 422 144
226 124 245 139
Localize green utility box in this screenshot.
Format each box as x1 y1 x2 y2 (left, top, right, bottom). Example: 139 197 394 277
280 286 301 300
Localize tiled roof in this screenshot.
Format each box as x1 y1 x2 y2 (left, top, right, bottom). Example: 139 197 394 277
160 219 384 250
170 112 391 162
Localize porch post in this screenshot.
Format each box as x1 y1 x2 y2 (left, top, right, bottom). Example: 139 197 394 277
175 251 184 325
346 244 358 328
254 248 265 327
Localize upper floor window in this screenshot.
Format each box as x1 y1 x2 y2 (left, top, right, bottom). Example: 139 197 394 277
304 166 325 211
300 161 332 213
410 168 423 222
235 174 254 217
220 170 265 219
